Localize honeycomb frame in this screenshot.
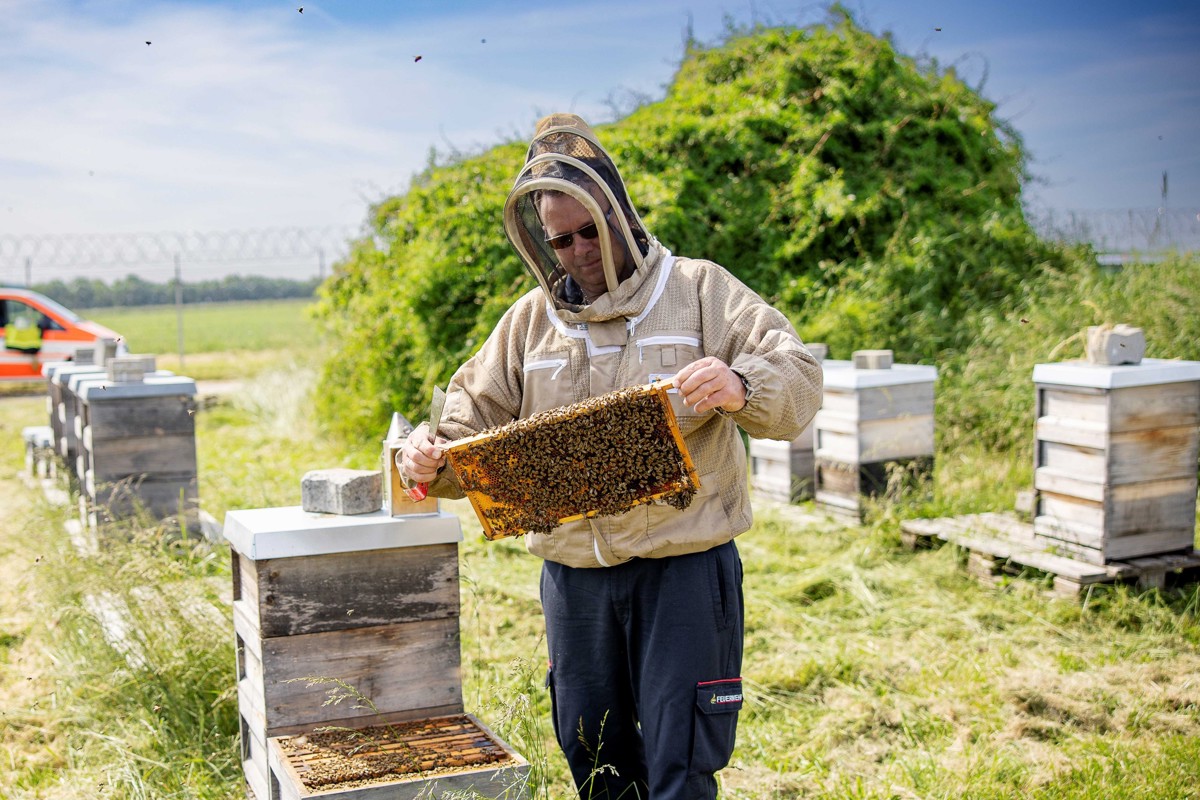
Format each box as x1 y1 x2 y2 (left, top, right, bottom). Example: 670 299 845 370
445 381 700 540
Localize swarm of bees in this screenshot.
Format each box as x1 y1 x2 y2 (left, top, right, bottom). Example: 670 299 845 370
447 383 699 539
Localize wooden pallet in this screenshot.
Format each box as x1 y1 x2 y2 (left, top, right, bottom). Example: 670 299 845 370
900 511 1200 598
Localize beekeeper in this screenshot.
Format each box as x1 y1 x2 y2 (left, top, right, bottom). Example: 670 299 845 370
401 113 822 800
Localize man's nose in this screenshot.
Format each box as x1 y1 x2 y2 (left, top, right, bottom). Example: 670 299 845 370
573 232 597 256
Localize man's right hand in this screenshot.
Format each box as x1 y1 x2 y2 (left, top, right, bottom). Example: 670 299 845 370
399 422 447 484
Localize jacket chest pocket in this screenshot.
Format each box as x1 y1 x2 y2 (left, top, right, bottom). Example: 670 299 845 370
635 333 703 418
520 354 574 418
635 334 702 372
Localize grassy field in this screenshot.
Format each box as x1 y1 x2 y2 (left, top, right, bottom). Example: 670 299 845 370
1 289 1199 799
83 298 324 380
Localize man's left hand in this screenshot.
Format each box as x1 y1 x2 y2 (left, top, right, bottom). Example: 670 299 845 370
673 357 747 414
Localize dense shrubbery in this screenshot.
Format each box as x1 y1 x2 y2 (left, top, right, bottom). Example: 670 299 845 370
312 12 1077 441
31 274 320 309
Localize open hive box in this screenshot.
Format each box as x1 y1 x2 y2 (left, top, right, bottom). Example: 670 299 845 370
446 381 700 540
268 713 529 799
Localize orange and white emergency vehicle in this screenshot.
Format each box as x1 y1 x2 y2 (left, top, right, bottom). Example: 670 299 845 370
0 288 124 380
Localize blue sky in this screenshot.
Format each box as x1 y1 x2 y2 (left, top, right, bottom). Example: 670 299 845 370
1 0 1197 252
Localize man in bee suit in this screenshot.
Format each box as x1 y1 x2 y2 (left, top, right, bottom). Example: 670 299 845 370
401 113 822 799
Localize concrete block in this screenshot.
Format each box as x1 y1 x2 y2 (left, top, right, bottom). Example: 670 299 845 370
1086 324 1145 366
301 469 384 516
106 354 157 383
852 349 893 370
92 339 119 365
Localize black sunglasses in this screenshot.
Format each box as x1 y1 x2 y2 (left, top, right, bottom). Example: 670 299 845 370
545 207 614 251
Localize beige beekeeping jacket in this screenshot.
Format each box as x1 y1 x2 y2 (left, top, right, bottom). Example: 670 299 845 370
426 239 823 568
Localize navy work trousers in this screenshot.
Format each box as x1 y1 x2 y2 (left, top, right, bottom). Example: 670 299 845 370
540 540 745 799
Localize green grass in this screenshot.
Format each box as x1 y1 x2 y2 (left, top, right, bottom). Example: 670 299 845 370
84 298 322 361
2 263 1200 798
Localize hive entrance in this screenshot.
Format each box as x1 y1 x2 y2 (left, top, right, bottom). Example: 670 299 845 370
446 382 700 539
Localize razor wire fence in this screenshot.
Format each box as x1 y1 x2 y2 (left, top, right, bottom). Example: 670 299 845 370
1 211 1197 287
0 225 361 286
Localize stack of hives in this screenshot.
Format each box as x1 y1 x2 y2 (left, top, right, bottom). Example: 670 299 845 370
54 355 199 530
748 344 826 503
44 353 112 485
226 462 528 800
813 350 938 518
1032 325 1200 563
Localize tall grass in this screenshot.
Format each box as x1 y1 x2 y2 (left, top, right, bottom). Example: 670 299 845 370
2 257 1199 798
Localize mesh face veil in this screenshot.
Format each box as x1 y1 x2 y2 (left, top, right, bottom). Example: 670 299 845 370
503 114 651 310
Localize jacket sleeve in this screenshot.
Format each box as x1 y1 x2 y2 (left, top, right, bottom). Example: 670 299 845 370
698 262 823 441
423 293 534 497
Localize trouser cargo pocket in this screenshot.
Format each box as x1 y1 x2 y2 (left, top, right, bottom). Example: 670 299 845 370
692 677 743 774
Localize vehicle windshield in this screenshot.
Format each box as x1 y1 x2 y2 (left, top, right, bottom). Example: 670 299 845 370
27 293 82 324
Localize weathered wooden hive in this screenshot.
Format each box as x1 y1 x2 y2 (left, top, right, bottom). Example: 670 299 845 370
21 425 54 479
1032 333 1200 564
71 359 199 529
45 361 109 481
813 350 938 517
748 344 826 503
225 496 529 800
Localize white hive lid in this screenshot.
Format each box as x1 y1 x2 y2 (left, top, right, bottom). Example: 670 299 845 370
76 373 192 400
1032 358 1200 389
821 359 938 389
49 363 107 386
223 506 464 560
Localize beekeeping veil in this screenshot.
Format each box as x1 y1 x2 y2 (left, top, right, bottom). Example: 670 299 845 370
503 113 651 311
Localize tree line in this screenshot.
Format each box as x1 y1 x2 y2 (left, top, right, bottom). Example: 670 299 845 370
29 274 321 309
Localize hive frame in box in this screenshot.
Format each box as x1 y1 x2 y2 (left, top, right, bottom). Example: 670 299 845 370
445 381 700 540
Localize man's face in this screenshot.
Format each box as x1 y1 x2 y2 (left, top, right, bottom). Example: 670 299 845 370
539 190 628 302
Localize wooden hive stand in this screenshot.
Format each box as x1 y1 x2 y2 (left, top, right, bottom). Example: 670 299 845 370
901 511 1200 599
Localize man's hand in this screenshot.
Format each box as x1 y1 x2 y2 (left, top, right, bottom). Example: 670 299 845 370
399 422 447 484
673 357 747 414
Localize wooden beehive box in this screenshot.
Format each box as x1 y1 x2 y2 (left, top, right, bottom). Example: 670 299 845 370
75 375 199 530
748 428 815 503
48 363 108 476
1032 358 1200 564
22 425 54 479
813 359 937 517
747 342 827 504
223 507 467 800
445 382 699 540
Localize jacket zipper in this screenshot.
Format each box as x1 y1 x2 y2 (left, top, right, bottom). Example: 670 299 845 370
524 358 567 380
